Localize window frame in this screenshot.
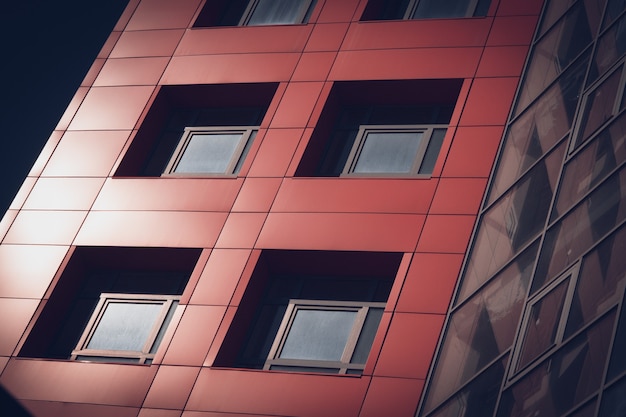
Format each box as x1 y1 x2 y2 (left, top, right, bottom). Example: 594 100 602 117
264 299 385 374
71 293 180 364
403 0 481 19
342 124 446 177
163 126 257 177
239 0 316 26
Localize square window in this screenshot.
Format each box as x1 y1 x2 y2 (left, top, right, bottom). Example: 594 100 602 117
164 127 257 175
266 300 384 373
343 125 446 176
194 0 317 27
361 0 491 20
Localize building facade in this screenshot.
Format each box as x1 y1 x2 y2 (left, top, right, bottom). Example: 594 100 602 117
0 0 624 416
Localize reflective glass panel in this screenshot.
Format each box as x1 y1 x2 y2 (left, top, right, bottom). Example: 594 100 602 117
425 245 535 411
247 0 312 25
599 376 626 417
411 0 481 18
87 302 162 351
351 308 383 364
590 13 626 84
607 285 626 381
497 312 616 417
280 309 356 361
174 132 242 174
353 131 423 174
419 128 446 174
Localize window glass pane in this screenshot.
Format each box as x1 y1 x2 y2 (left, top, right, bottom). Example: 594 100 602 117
576 66 623 147
607 286 626 381
532 166 626 294
497 312 616 417
419 128 446 174
565 226 626 338
517 279 570 370
427 356 507 417
515 1 595 115
459 144 564 301
268 365 340 373
538 0 576 35
590 13 626 84
174 132 242 174
411 0 474 18
279 309 357 361
568 400 599 417
247 0 311 25
599 376 626 417
75 356 141 363
351 308 383 364
426 245 534 411
489 54 588 203
353 131 423 174
554 113 626 219
87 302 162 351
150 300 178 354
233 130 256 174
603 0 626 28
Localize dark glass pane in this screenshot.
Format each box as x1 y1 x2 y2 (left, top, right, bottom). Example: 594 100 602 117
497 312 616 417
599 377 626 416
565 226 626 338
517 279 570 370
515 1 595 115
554 113 626 219
590 13 626 84
576 66 623 147
425 246 534 411
412 0 474 18
539 0 576 35
269 365 340 373
174 132 242 174
361 0 411 20
233 130 256 174
279 309 356 361
532 167 626 294
607 287 626 381
247 0 312 25
87 302 162 351
603 0 626 29
419 128 446 174
351 308 383 364
150 300 178 354
568 400 598 417
75 356 140 363
353 131 423 174
460 144 563 301
427 356 507 417
489 54 588 203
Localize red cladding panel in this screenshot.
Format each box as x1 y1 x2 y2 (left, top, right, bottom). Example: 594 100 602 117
0 210 18 243
374 313 444 378
0 360 157 406
0 299 39 355
68 86 155 131
22 401 140 417
487 16 540 46
186 368 369 416
143 366 200 410
176 26 311 55
416 215 476 254
429 178 487 215
110 30 185 58
161 54 299 85
29 131 63 177
476 46 531 77
232 178 282 212
458 78 519 126
270 82 325 128
190 249 251 306
3 211 87 245
93 57 170 86
215 213 266 249
161 305 226 366
441 126 504 177
54 87 88 131
82 58 106 86
92 178 243 212
125 0 201 30
23 178 105 211
272 178 437 213
397 253 464 314
304 23 349 52
247 129 305 177
257 213 425 251
74 211 227 248
8 177 36 210
42 131 130 177
0 245 68 299
359 376 424 417
316 0 360 22
140 409 183 417
291 52 336 81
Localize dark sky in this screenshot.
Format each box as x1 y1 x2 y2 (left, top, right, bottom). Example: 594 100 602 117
0 0 129 217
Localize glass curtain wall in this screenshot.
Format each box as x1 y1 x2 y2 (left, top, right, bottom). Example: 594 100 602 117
419 0 626 416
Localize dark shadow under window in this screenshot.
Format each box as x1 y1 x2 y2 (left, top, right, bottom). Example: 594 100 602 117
361 0 491 20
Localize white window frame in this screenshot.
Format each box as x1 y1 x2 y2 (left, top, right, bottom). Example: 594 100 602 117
404 0 481 19
240 0 316 26
163 126 257 176
342 124 446 177
71 293 179 364
265 299 385 374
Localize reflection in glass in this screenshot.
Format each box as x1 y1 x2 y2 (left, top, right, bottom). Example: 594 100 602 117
607 283 626 381
424 246 534 412
489 55 588 203
554 113 626 219
497 312 616 417
354 131 423 173
174 132 242 174
459 144 563 302
599 376 626 417
532 167 626 294
351 308 383 364
565 226 626 338
247 0 313 25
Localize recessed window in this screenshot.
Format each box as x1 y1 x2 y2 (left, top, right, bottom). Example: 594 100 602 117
266 300 384 374
164 127 257 176
194 0 316 27
361 0 491 21
71 294 179 364
344 125 446 176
